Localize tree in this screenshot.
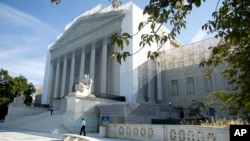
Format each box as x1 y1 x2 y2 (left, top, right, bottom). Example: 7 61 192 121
0 69 35 120
51 0 250 117
200 0 250 117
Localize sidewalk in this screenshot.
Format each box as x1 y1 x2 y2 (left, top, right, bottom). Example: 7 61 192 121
0 127 136 141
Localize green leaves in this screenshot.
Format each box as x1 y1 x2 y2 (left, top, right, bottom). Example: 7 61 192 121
51 0 61 4
111 51 131 64
111 32 131 50
200 0 250 116
111 33 132 64
111 0 122 9
0 68 35 119
147 51 159 60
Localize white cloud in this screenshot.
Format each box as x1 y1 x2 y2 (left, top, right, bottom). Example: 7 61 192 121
0 4 37 25
189 28 207 43
0 3 58 85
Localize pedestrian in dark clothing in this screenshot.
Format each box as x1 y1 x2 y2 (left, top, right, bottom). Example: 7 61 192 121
80 118 86 136
50 106 53 115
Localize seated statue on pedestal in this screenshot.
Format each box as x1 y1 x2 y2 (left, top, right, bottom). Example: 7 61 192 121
13 94 25 104
75 74 93 96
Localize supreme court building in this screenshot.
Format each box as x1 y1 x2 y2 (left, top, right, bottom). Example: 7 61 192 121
42 2 232 118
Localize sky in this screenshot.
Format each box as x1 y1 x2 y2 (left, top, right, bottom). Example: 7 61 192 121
0 0 219 86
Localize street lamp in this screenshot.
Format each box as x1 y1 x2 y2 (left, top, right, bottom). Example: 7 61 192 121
0 74 7 84
169 102 172 119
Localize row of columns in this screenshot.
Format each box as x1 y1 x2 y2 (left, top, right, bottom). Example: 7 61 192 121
146 59 163 102
47 37 109 104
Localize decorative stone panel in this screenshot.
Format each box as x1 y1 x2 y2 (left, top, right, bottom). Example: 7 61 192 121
179 129 185 141
197 131 204 141
126 127 131 136
133 127 139 136
140 128 146 137
207 132 216 141
187 130 195 141
118 126 124 135
107 124 228 141
170 129 177 141
148 127 154 137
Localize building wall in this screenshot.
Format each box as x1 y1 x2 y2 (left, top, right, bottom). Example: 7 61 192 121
42 4 130 105
42 2 233 118
135 37 231 117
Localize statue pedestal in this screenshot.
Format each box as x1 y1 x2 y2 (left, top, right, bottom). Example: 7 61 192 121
68 91 96 98
62 95 101 133
68 91 88 97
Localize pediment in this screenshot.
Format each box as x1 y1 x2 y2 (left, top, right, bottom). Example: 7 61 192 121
53 11 125 48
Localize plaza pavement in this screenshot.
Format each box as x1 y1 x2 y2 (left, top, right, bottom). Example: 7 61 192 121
0 127 136 141
0 110 137 141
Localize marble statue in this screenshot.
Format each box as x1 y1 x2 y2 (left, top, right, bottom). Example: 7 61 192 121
13 94 25 104
75 74 93 96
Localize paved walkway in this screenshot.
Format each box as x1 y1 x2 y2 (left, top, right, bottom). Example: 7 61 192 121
0 110 136 141
0 128 135 141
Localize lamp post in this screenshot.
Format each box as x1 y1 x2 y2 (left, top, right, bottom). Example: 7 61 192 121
168 102 172 119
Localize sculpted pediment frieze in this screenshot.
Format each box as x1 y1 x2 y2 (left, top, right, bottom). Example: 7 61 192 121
53 11 125 48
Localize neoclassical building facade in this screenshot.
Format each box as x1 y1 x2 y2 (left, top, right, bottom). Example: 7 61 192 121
42 2 231 118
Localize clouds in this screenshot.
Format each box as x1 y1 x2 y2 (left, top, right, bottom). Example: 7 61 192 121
0 3 58 85
0 3 40 27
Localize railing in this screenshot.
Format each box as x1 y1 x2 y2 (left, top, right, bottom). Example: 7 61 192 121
104 124 229 141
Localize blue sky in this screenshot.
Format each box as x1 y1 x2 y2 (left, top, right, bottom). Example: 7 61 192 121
0 0 219 86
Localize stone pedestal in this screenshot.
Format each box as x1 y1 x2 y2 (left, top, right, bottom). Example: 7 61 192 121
62 95 104 133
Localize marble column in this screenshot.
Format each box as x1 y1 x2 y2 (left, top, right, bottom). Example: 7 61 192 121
69 52 75 93
156 58 163 101
60 55 67 97
147 60 151 99
47 60 55 105
79 50 85 82
100 38 107 93
90 43 95 93
54 59 60 98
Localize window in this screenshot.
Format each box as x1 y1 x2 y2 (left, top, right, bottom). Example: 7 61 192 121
171 80 178 96
187 77 195 95
205 78 213 92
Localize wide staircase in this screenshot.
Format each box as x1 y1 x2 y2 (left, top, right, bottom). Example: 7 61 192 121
0 109 70 134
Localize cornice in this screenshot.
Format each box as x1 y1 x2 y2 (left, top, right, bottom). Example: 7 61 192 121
51 11 125 50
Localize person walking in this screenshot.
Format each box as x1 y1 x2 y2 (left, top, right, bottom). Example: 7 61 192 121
50 106 53 115
80 118 86 136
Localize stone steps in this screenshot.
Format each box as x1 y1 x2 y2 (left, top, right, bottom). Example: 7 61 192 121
1 110 70 134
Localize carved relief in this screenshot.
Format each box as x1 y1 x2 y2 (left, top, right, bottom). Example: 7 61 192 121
148 128 154 137
133 127 139 136
170 129 177 141
197 131 205 141
187 130 195 141
207 132 216 141
119 127 124 135
140 128 146 137
55 14 124 48
179 129 185 141
126 127 131 136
